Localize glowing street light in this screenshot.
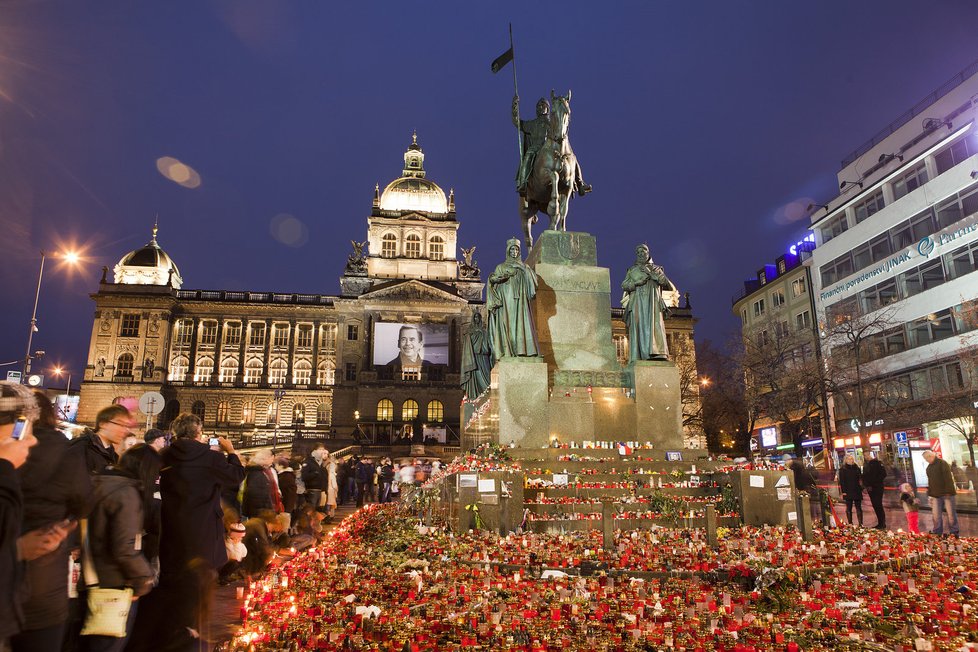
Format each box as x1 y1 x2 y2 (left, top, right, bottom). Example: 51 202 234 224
23 250 82 377
699 376 711 387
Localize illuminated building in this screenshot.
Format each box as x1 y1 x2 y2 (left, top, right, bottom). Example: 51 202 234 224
808 59 978 477
78 136 482 446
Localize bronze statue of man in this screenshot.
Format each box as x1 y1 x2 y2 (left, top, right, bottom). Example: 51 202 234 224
621 244 676 361
512 95 591 197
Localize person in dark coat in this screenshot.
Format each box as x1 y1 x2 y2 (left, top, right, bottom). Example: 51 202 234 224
275 460 298 520
923 450 960 536
126 413 243 652
80 445 160 652
862 455 888 529
300 449 328 508
69 404 136 477
240 511 286 577
11 391 90 652
837 453 863 526
0 382 44 648
355 457 375 508
240 456 274 520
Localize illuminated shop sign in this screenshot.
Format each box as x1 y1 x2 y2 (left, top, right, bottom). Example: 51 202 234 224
760 427 777 448
819 217 978 302
788 232 816 256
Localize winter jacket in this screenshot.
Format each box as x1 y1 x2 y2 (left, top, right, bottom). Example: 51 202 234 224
926 457 957 498
899 491 919 513
240 465 273 519
862 459 887 492
0 460 24 641
789 460 816 493
159 438 244 575
85 472 153 596
355 461 375 484
241 517 274 575
379 463 395 483
68 429 118 477
16 425 91 629
277 469 298 513
300 457 328 492
838 463 862 499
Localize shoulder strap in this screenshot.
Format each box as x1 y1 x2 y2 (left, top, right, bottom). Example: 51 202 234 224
80 518 100 588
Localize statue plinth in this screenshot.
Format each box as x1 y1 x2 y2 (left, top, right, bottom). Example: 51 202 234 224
630 360 683 450
526 231 619 371
462 230 684 453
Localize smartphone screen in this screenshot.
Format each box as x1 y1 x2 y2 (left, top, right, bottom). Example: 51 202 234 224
208 437 220 447
10 417 27 441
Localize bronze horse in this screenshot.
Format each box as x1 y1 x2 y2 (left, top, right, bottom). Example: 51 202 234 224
519 90 579 248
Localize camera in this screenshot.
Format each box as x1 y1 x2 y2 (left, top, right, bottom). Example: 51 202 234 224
208 437 220 447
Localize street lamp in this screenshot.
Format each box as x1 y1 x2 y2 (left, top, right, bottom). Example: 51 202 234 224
23 250 81 377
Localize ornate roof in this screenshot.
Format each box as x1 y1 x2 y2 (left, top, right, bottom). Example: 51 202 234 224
377 133 450 215
113 223 183 288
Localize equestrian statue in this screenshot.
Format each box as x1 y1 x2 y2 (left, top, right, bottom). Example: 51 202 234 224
512 90 591 248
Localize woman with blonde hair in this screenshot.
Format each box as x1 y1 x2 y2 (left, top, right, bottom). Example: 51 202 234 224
325 453 338 517
837 454 863 526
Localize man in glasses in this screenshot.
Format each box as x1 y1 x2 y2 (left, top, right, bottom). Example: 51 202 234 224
68 404 137 476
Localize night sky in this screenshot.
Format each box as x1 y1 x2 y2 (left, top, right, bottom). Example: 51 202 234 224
2 1 978 386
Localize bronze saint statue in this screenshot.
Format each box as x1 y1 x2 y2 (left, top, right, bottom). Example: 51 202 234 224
487 238 539 359
461 311 492 399
512 91 591 248
621 244 676 361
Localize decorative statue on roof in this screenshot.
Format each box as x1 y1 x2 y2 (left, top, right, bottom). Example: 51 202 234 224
487 238 539 359
512 90 591 248
622 243 676 362
459 246 480 279
344 240 368 275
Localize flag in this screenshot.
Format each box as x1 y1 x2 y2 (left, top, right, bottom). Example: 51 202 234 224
490 46 513 74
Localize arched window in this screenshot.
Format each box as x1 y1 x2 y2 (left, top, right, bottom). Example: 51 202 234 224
241 401 255 424
292 403 305 426
266 402 279 426
194 356 214 383
244 358 262 384
293 360 312 385
426 400 444 422
317 360 335 385
405 234 421 258
116 353 134 378
402 399 419 421
316 402 331 424
376 399 394 421
381 233 397 258
219 357 238 383
192 400 205 420
269 358 287 384
168 355 188 381
217 401 230 423
429 235 444 261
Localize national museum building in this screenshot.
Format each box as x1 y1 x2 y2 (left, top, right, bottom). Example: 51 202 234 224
77 135 704 449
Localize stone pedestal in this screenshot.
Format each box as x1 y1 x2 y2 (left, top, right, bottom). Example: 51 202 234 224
527 231 619 371
631 360 683 449
730 470 796 526
495 357 549 448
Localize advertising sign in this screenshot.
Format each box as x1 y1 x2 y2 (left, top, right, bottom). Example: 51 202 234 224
372 322 449 367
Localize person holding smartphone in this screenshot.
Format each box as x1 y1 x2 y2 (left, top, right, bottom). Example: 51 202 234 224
127 413 243 651
11 390 89 652
0 382 41 648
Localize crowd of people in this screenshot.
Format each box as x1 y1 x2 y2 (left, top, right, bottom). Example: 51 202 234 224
0 379 449 652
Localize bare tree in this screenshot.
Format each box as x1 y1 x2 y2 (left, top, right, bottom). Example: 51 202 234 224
673 334 705 444
738 314 825 456
821 307 901 458
697 340 753 455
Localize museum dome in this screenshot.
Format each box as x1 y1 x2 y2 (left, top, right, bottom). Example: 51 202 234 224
377 133 450 215
113 224 183 289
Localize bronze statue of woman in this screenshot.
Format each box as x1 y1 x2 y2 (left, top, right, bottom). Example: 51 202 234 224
487 238 539 359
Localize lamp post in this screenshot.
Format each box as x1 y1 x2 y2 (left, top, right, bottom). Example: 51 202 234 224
23 250 81 378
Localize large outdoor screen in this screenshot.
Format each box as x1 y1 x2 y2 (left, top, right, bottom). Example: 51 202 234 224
372 322 449 368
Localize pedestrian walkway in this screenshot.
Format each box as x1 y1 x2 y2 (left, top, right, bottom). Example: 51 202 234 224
204 502 359 648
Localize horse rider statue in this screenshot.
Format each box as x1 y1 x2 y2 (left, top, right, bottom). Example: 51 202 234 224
511 91 592 248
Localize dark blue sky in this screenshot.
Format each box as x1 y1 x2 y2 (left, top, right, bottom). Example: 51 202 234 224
2 1 978 383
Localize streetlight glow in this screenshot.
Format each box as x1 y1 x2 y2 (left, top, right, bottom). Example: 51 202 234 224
62 251 80 265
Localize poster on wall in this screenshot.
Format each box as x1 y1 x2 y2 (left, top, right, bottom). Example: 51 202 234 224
422 425 447 443
372 322 449 369
54 395 80 423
